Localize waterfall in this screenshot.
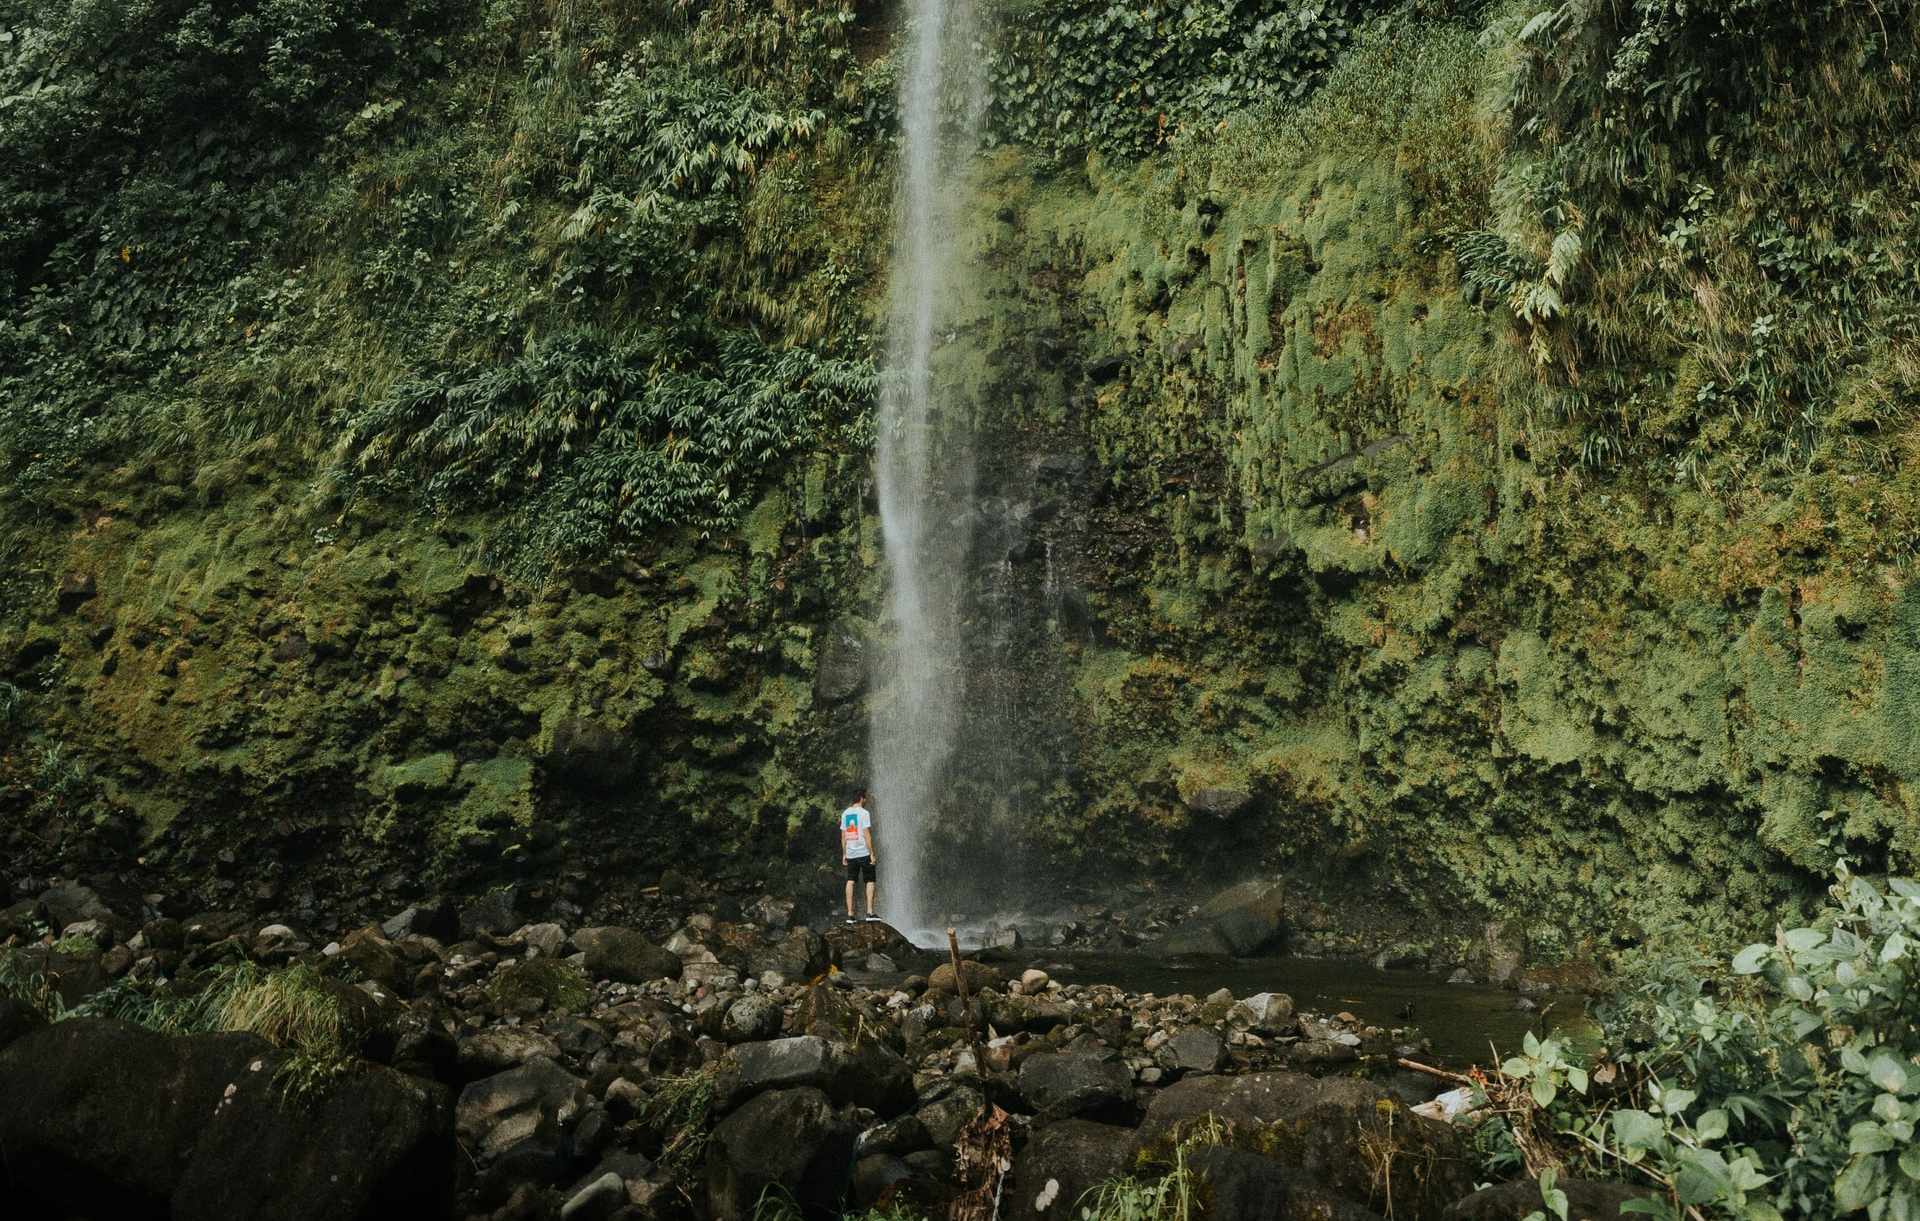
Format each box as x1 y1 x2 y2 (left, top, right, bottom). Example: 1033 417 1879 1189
870 0 979 937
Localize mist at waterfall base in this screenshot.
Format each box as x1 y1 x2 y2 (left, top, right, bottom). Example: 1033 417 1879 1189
869 0 984 943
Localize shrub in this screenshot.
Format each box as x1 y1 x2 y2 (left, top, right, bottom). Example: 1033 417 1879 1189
1475 869 1920 1219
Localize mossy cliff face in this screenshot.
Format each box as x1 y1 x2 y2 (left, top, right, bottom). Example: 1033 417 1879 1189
2 6 1916 940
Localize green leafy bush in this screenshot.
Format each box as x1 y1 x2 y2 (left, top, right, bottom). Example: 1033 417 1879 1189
1475 870 1920 1219
982 0 1379 161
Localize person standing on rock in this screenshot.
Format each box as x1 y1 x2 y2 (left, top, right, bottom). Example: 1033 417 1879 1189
840 788 878 925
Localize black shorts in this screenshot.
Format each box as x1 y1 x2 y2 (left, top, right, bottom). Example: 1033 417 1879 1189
846 856 875 884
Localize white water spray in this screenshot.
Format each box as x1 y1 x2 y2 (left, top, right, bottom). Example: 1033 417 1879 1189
870 0 980 937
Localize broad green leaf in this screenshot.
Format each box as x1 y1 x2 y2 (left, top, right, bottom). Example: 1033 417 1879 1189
1531 1075 1557 1108
1875 1094 1903 1122
1567 1065 1589 1095
1843 1046 1873 1075
1836 1154 1883 1212
1887 878 1920 901
1502 1057 1532 1079
1524 1029 1541 1056
1784 927 1826 952
1786 974 1815 1002
1695 1108 1728 1142
1732 943 1770 973
1613 1109 1665 1150
1883 933 1909 963
1870 1053 1910 1095
1729 1155 1773 1193
1901 1144 1920 1181
1850 1120 1895 1155
1661 1087 1697 1116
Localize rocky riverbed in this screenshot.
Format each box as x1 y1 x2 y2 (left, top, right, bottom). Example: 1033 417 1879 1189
0 876 1615 1220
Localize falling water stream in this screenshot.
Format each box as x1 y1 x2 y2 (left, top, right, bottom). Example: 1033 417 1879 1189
870 0 980 938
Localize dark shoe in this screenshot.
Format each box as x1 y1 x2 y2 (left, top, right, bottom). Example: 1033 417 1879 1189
843 917 858 926
864 914 882 923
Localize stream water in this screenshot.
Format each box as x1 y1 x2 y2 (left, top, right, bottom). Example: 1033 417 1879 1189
1047 953 1583 1066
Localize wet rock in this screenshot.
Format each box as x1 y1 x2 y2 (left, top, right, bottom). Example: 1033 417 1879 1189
851 1154 913 1207
518 922 568 958
856 1113 931 1157
754 926 830 979
928 959 1003 995
1018 1052 1136 1121
752 895 796 930
865 952 897 972
538 716 635 791
559 1171 625 1221
0 996 47 1049
824 921 917 969
382 901 458 941
812 623 867 705
721 994 783 1043
40 880 121 934
1477 921 1527 988
1002 1119 1132 1221
1227 991 1295 1035
0 1019 267 1215
705 1087 856 1220
339 926 403 988
728 1035 835 1098
456 1057 592 1161
575 927 681 983
1182 1146 1299 1218
1184 786 1254 817
1146 878 1287 959
172 1060 454 1221
1445 1179 1661 1219
1157 1027 1225 1075
1372 942 1427 971
460 889 523 939
828 1038 915 1116
915 1080 986 1147
459 1027 565 1076
985 992 1071 1033
1135 1072 1469 1216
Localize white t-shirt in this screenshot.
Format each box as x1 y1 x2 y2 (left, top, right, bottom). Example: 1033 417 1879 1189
840 806 872 858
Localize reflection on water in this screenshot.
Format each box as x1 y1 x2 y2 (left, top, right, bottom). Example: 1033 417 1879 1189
1044 953 1586 1066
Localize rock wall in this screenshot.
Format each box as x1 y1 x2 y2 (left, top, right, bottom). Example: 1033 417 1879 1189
2 7 1915 944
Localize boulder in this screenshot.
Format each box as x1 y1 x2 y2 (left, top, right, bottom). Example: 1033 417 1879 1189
1476 921 1528 988
721 994 783 1043
559 1171 626 1221
728 1036 835 1098
459 1027 564 1076
171 1060 454 1221
1002 1120 1132 1221
518 922 569 959
928 959 1003 995
40 881 121 933
0 995 47 1050
705 1087 856 1220
1183 1146 1300 1218
823 921 918 969
459 888 523 940
1184 786 1254 817
1146 878 1287 959
1227 991 1295 1035
851 1154 913 1207
1018 1052 1136 1121
575 927 682 983
1157 1027 1226 1075
812 623 867 705
0 1019 266 1215
1135 1072 1470 1218
1445 1179 1661 1220
828 1038 915 1116
915 1080 987 1147
456 1057 592 1162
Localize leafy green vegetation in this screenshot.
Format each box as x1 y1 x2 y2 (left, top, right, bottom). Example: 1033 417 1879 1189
982 0 1379 161
1475 872 1920 1219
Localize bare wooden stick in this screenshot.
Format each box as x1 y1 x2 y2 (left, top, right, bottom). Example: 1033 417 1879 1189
1396 1057 1474 1085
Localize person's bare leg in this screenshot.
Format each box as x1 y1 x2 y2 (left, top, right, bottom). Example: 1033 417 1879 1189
845 879 856 918
865 880 877 918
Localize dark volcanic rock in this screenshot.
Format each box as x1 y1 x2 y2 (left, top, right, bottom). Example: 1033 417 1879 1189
1018 1051 1136 1121
705 1087 856 1220
459 888 522 939
1446 1179 1662 1220
0 996 48 1051
172 1060 454 1221
1136 1072 1469 1217
1146 877 1287 958
1002 1119 1133 1221
0 1019 267 1216
456 1056 592 1162
575 926 682 983
811 622 867 705
40 880 122 933
828 1038 916 1116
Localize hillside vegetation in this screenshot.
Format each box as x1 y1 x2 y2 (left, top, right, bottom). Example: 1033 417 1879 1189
1 0 1915 942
